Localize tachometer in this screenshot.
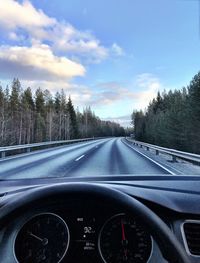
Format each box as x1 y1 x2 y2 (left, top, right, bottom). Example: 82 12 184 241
14 213 69 263
98 214 152 263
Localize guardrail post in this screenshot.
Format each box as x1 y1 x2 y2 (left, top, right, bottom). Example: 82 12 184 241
26 148 30 153
172 155 177 162
156 150 159 155
1 151 5 158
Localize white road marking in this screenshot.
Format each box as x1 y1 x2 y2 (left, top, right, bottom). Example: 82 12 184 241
75 155 85 161
122 139 176 175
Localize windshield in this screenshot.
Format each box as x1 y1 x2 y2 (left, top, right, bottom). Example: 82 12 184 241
0 0 200 179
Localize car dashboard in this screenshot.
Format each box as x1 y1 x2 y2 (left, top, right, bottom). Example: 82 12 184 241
0 175 200 263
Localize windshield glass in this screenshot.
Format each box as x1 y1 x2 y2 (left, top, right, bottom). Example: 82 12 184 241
0 0 200 179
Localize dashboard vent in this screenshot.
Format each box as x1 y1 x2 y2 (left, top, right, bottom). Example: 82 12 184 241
183 221 200 256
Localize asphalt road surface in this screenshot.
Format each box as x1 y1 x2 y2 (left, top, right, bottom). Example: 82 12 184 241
0 138 171 179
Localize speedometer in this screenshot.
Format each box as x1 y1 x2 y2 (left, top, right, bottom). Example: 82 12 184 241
98 214 152 263
14 213 69 263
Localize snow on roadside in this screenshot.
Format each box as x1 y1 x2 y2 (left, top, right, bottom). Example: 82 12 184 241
126 139 200 175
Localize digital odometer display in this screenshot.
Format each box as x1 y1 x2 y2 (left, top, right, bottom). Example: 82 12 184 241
98 214 152 263
14 213 69 263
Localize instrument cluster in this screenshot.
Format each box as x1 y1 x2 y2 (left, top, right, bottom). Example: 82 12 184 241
14 204 152 263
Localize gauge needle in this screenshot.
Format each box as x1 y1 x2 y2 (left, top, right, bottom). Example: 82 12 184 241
28 231 43 242
121 220 128 259
28 232 48 245
121 220 126 241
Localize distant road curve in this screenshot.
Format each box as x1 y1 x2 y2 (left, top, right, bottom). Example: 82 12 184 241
0 138 172 179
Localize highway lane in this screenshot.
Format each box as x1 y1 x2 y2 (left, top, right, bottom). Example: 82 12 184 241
64 138 171 176
0 138 171 179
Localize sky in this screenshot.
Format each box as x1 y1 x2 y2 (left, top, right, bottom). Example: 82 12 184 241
0 0 199 127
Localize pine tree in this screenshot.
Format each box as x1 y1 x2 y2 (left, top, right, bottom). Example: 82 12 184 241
67 96 78 139
22 87 35 143
187 72 200 152
44 89 54 141
35 88 46 142
10 78 22 144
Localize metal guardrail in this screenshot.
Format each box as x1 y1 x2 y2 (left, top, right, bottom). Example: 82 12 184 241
0 137 102 158
126 138 200 165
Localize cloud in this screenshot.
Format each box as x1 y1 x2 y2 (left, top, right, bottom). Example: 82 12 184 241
135 73 161 90
111 43 125 56
73 84 137 107
102 115 132 127
0 44 85 81
52 24 108 63
131 73 162 109
18 79 129 107
0 0 56 30
93 74 162 109
96 81 123 89
95 81 141 105
0 0 123 64
8 32 22 41
20 80 93 104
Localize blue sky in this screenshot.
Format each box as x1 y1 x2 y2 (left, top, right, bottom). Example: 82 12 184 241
0 0 199 127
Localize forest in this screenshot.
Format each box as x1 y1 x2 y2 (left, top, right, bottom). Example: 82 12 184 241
132 71 200 154
0 79 125 146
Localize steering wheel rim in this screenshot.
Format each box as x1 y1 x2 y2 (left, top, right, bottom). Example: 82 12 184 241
0 183 189 263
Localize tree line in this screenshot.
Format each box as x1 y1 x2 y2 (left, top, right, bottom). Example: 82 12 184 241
132 71 200 154
0 78 125 146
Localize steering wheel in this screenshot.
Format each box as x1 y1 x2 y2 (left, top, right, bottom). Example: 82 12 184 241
0 183 189 263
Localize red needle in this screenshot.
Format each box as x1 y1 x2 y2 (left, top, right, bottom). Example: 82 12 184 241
121 220 128 259
121 220 126 241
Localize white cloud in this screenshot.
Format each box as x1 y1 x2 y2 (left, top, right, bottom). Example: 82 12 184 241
93 74 162 110
8 32 21 41
0 0 56 30
111 43 125 56
20 80 93 104
102 115 132 127
0 0 122 64
135 73 161 90
0 44 85 81
52 24 108 62
96 81 123 89
132 73 162 109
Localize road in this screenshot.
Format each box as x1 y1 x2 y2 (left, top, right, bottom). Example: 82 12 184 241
0 138 171 179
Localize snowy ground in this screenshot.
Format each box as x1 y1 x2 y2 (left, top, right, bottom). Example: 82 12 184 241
125 138 200 175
